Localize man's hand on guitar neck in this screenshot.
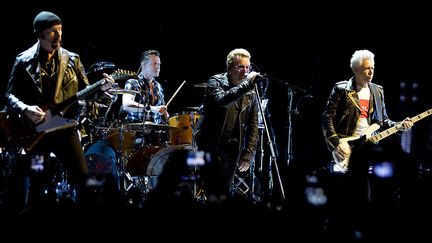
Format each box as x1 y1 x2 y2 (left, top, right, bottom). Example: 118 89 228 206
398 117 414 132
101 73 115 91
24 106 46 124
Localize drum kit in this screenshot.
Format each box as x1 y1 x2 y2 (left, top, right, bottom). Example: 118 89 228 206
82 99 202 200
77 74 206 205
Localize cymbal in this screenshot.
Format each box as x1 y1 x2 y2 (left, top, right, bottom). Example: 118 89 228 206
186 106 200 111
126 122 173 129
193 83 208 88
143 121 170 127
146 122 173 127
107 88 140 95
94 126 122 131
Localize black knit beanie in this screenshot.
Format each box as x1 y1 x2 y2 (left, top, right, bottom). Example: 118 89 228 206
33 11 62 33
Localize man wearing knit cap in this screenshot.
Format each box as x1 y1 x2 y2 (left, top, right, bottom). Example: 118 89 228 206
3 11 114 213
33 11 63 54
33 11 62 33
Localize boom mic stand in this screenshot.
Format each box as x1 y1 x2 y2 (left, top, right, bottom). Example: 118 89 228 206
286 88 294 167
263 75 306 167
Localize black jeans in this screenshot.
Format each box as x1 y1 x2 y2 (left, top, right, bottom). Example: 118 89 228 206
202 140 240 198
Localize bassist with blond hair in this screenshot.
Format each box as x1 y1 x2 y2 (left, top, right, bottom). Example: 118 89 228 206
321 49 413 239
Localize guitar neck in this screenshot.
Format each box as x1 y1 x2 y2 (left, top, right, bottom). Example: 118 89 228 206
49 70 136 116
77 78 106 100
369 108 432 143
50 78 106 116
75 69 137 100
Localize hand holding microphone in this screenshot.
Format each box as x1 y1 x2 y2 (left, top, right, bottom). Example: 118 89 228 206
255 73 268 80
247 71 267 82
241 71 266 90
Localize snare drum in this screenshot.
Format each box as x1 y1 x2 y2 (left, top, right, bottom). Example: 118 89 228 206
168 112 200 145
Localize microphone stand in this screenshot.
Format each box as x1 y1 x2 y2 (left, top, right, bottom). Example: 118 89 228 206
286 88 294 167
102 92 117 121
138 93 150 148
254 82 286 201
264 74 306 167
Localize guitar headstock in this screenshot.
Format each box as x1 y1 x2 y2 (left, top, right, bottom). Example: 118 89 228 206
111 69 138 80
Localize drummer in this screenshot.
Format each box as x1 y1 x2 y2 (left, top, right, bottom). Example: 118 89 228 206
121 50 169 124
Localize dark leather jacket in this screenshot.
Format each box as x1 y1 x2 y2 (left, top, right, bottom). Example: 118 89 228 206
5 42 89 118
196 73 259 163
322 78 397 152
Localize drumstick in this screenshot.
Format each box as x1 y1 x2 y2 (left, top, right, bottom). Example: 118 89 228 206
166 80 186 107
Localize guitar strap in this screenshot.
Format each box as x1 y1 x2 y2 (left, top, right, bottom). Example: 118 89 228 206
369 83 383 125
55 48 70 102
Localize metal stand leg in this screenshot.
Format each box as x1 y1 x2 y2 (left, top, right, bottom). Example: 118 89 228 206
254 83 285 201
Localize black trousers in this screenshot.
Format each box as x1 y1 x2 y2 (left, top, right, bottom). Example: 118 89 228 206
202 142 239 198
11 128 88 212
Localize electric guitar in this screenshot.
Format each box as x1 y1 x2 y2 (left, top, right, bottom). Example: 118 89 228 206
3 69 136 151
332 108 432 173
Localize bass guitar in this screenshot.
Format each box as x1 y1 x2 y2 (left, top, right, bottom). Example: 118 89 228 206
332 108 432 172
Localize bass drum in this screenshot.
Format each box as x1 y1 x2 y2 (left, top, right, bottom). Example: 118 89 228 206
145 146 193 190
125 146 164 176
84 140 118 178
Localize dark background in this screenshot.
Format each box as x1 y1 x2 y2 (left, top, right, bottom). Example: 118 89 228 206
2 1 432 199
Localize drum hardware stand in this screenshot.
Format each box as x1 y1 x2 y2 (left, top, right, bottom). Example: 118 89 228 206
114 123 136 194
115 124 147 195
102 91 117 122
187 121 204 202
114 95 150 194
120 104 152 197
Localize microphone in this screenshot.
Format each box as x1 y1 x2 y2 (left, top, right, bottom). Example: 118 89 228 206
145 103 151 112
78 100 86 106
104 91 118 102
256 73 268 80
250 63 267 79
144 103 152 122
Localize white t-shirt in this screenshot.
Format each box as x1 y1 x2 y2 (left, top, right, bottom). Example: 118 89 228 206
354 86 370 136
